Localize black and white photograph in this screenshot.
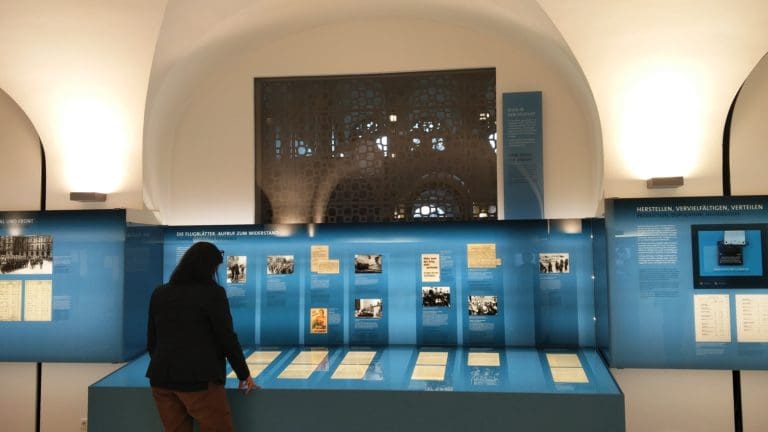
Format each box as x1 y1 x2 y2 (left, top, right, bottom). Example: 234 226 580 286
539 253 570 273
227 255 247 284
0 235 53 275
354 298 383 318
354 254 382 273
422 286 451 307
267 255 295 275
468 295 498 316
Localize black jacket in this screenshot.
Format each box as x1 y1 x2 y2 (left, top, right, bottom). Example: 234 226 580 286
146 280 249 388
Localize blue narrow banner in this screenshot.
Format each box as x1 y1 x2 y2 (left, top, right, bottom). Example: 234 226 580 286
502 92 544 219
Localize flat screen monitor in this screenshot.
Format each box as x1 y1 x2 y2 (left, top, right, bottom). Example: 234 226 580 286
691 223 768 289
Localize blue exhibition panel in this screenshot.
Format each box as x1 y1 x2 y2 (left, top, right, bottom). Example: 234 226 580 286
88 218 624 430
0 210 163 362
89 346 624 432
604 197 768 369
163 220 602 349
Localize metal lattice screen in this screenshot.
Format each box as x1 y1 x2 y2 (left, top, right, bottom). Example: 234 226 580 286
255 69 497 223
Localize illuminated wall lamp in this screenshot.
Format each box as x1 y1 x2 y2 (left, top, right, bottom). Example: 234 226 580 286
646 176 684 189
69 192 107 202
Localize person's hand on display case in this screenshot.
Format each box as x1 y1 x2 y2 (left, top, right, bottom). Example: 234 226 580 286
239 376 260 395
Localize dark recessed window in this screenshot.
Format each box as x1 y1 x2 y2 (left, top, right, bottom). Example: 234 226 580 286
255 69 496 223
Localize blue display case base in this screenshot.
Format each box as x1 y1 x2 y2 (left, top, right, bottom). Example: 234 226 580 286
89 347 624 432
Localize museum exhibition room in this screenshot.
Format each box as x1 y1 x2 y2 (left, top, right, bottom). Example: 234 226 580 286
1 1 767 431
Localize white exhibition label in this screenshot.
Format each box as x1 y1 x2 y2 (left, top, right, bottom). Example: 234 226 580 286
694 294 731 343
735 294 768 343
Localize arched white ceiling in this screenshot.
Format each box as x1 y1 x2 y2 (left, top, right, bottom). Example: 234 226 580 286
0 0 166 210
143 0 603 223
1 0 766 217
539 0 768 198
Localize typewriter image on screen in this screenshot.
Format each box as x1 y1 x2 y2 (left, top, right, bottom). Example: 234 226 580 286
717 230 746 266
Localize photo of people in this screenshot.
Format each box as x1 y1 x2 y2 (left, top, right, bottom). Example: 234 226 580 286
354 298 383 318
226 255 247 284
0 235 53 275
468 295 498 316
539 253 570 273
267 255 295 275
310 308 328 334
354 254 382 273
422 286 451 307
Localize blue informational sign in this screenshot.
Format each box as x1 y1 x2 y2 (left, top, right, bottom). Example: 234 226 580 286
604 197 768 369
1 213 599 362
502 92 544 219
162 220 599 349
0 210 162 362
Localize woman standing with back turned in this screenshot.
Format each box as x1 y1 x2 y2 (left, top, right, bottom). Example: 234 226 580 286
146 241 258 431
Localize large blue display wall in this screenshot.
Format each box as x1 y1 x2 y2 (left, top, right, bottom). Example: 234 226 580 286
0 210 163 362
89 218 624 431
604 197 768 369
163 220 601 349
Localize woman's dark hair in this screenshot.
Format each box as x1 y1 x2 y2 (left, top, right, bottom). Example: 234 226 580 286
169 241 223 284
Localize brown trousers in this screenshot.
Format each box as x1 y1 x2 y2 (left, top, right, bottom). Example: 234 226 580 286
151 383 234 432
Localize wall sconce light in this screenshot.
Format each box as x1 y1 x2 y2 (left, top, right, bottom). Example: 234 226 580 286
646 176 684 189
69 192 107 202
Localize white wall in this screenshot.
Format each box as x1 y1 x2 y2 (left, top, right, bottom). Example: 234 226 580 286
1 2 767 432
0 0 167 210
157 17 601 225
730 53 768 195
742 370 768 431
0 363 36 432
613 369 735 432
540 0 768 199
0 88 41 210
41 363 123 432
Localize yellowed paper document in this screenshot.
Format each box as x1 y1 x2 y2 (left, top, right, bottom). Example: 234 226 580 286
246 350 282 364
411 365 446 381
278 363 318 379
694 294 732 342
228 363 269 379
551 367 589 383
0 280 22 322
317 259 340 274
421 253 440 282
341 351 377 365
546 353 583 368
416 351 448 365
248 363 269 378
332 364 369 380
735 294 768 343
467 244 498 268
467 352 500 367
310 245 330 273
292 350 329 365
24 280 52 322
